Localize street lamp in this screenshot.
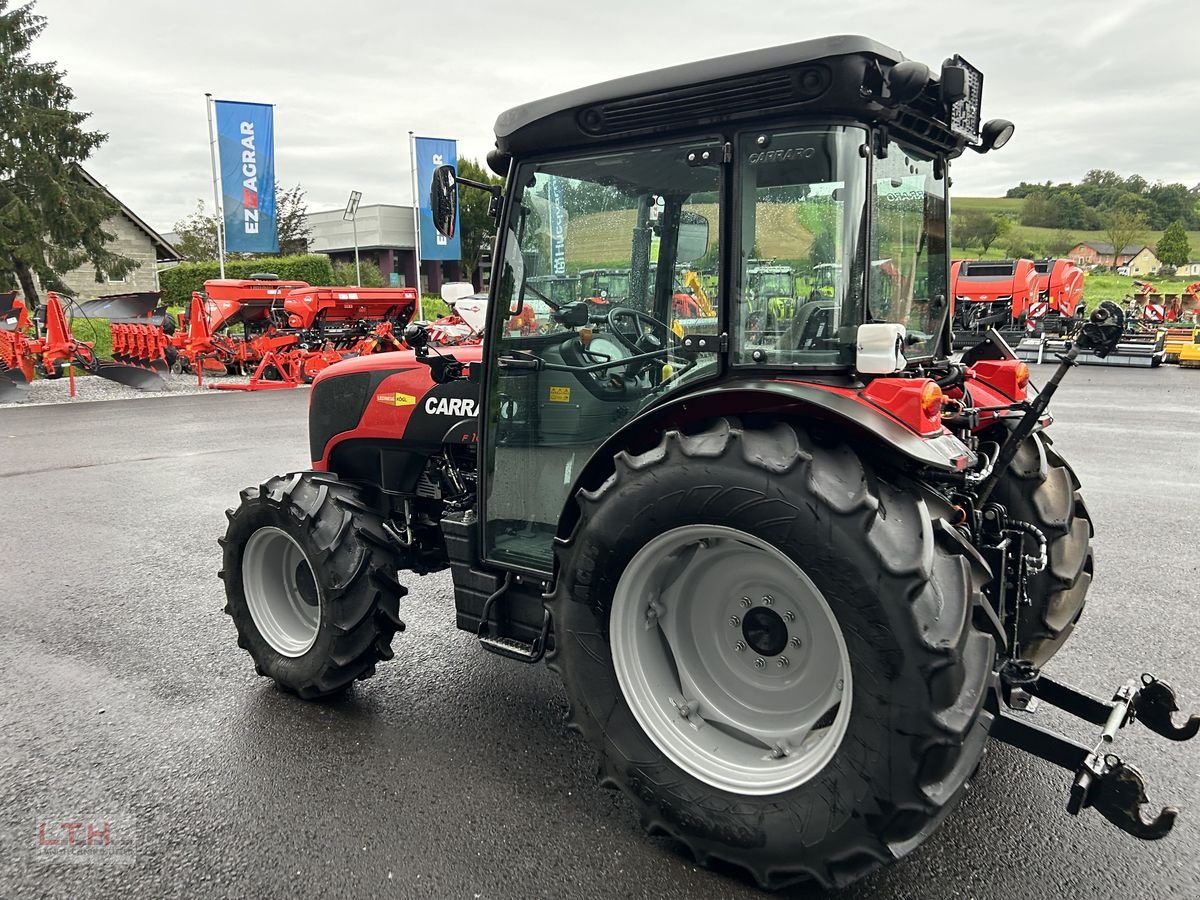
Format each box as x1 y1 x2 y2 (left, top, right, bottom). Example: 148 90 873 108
344 190 362 287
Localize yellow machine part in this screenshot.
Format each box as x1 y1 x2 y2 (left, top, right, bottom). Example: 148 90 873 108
682 271 716 317
1163 326 1200 364
1179 339 1200 368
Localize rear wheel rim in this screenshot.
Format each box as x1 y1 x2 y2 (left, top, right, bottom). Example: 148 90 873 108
242 526 321 657
610 524 852 795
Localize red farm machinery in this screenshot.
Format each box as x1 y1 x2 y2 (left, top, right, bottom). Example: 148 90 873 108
108 276 435 390
0 290 168 402
950 257 1085 358
217 36 1198 892
950 258 1039 348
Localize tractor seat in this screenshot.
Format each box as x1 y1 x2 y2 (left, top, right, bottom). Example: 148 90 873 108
779 300 836 350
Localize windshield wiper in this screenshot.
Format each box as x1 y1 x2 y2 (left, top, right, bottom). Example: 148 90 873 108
522 282 562 310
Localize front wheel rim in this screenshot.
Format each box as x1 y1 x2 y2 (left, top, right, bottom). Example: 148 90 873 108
242 526 321 657
610 524 852 796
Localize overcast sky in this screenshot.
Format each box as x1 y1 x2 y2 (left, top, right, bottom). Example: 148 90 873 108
29 0 1198 232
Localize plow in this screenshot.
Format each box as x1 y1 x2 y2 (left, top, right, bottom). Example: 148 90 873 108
0 290 167 402
0 276 481 402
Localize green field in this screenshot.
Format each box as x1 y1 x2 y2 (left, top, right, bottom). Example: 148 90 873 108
952 196 1200 263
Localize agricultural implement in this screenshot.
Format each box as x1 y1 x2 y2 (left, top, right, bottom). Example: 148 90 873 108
0 291 167 402
219 37 1197 891
950 257 1039 348
99 277 425 391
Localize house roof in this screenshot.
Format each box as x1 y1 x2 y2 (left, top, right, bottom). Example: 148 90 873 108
76 167 183 262
1073 241 1153 256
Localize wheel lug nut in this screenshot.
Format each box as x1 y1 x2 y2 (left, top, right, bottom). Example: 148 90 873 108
777 656 789 668
783 610 795 622
740 596 752 608
790 636 802 648
762 595 773 606
754 658 766 669
733 641 745 652
729 615 740 627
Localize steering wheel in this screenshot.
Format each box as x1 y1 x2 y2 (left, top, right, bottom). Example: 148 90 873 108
607 306 673 354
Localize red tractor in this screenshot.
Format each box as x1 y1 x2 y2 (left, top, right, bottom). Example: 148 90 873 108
218 38 1197 891
950 257 1039 346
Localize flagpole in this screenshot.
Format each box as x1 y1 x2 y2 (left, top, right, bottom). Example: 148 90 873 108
205 93 226 278
409 130 423 321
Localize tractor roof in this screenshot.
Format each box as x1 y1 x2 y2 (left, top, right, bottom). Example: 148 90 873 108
493 35 980 163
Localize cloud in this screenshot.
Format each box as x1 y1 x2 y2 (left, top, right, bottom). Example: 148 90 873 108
27 0 1199 228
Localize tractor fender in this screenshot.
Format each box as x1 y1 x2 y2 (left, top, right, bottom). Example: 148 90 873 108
559 378 974 539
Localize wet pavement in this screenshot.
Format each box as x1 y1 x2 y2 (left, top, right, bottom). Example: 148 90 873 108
1 368 1198 899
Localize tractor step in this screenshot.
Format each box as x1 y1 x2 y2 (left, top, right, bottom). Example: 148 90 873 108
475 572 551 663
990 661 1199 840
478 630 545 662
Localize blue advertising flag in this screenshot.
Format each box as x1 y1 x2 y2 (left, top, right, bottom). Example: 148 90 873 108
414 136 461 261
547 177 568 275
215 100 278 253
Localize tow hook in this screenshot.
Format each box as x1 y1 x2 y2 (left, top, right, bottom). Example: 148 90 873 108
990 662 1200 840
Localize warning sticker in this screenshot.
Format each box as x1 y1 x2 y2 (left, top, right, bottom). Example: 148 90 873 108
375 392 417 406
548 386 571 403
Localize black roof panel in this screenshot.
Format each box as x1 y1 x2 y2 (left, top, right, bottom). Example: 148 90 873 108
495 35 902 141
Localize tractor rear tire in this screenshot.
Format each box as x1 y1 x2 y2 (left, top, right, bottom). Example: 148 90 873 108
549 418 995 891
219 472 407 699
989 432 1093 666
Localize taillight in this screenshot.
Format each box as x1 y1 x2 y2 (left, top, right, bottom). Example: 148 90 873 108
860 378 946 436
920 381 944 421
1014 362 1030 391
969 359 1029 401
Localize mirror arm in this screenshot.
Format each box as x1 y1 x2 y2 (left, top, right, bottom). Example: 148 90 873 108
456 176 503 219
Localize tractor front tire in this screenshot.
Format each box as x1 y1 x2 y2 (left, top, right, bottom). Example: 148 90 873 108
989 432 1093 666
220 472 407 699
550 418 995 890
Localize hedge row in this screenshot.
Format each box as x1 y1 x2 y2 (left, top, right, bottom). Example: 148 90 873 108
159 255 335 306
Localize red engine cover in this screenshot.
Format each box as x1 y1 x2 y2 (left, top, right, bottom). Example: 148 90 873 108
310 347 485 469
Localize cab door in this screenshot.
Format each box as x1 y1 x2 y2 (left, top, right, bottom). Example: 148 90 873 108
481 141 723 572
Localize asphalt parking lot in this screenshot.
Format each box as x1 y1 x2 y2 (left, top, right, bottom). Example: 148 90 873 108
2 366 1199 899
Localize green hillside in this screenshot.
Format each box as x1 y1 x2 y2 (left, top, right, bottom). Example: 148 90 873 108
953 196 1200 261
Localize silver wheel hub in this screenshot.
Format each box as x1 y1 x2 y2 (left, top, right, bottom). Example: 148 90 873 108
242 526 321 657
610 525 852 795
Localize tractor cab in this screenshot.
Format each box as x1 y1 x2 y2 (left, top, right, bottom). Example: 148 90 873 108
429 35 1011 570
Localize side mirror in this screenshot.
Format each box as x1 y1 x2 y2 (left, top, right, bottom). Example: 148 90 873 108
676 212 709 263
430 165 458 238
856 323 907 375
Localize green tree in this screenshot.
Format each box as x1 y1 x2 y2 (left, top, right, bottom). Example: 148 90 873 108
1048 230 1077 256
1156 219 1191 268
172 200 220 261
0 1 135 306
954 209 1010 253
1003 240 1039 260
456 157 503 282
1099 207 1148 269
276 183 312 255
332 258 384 287
171 182 309 261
